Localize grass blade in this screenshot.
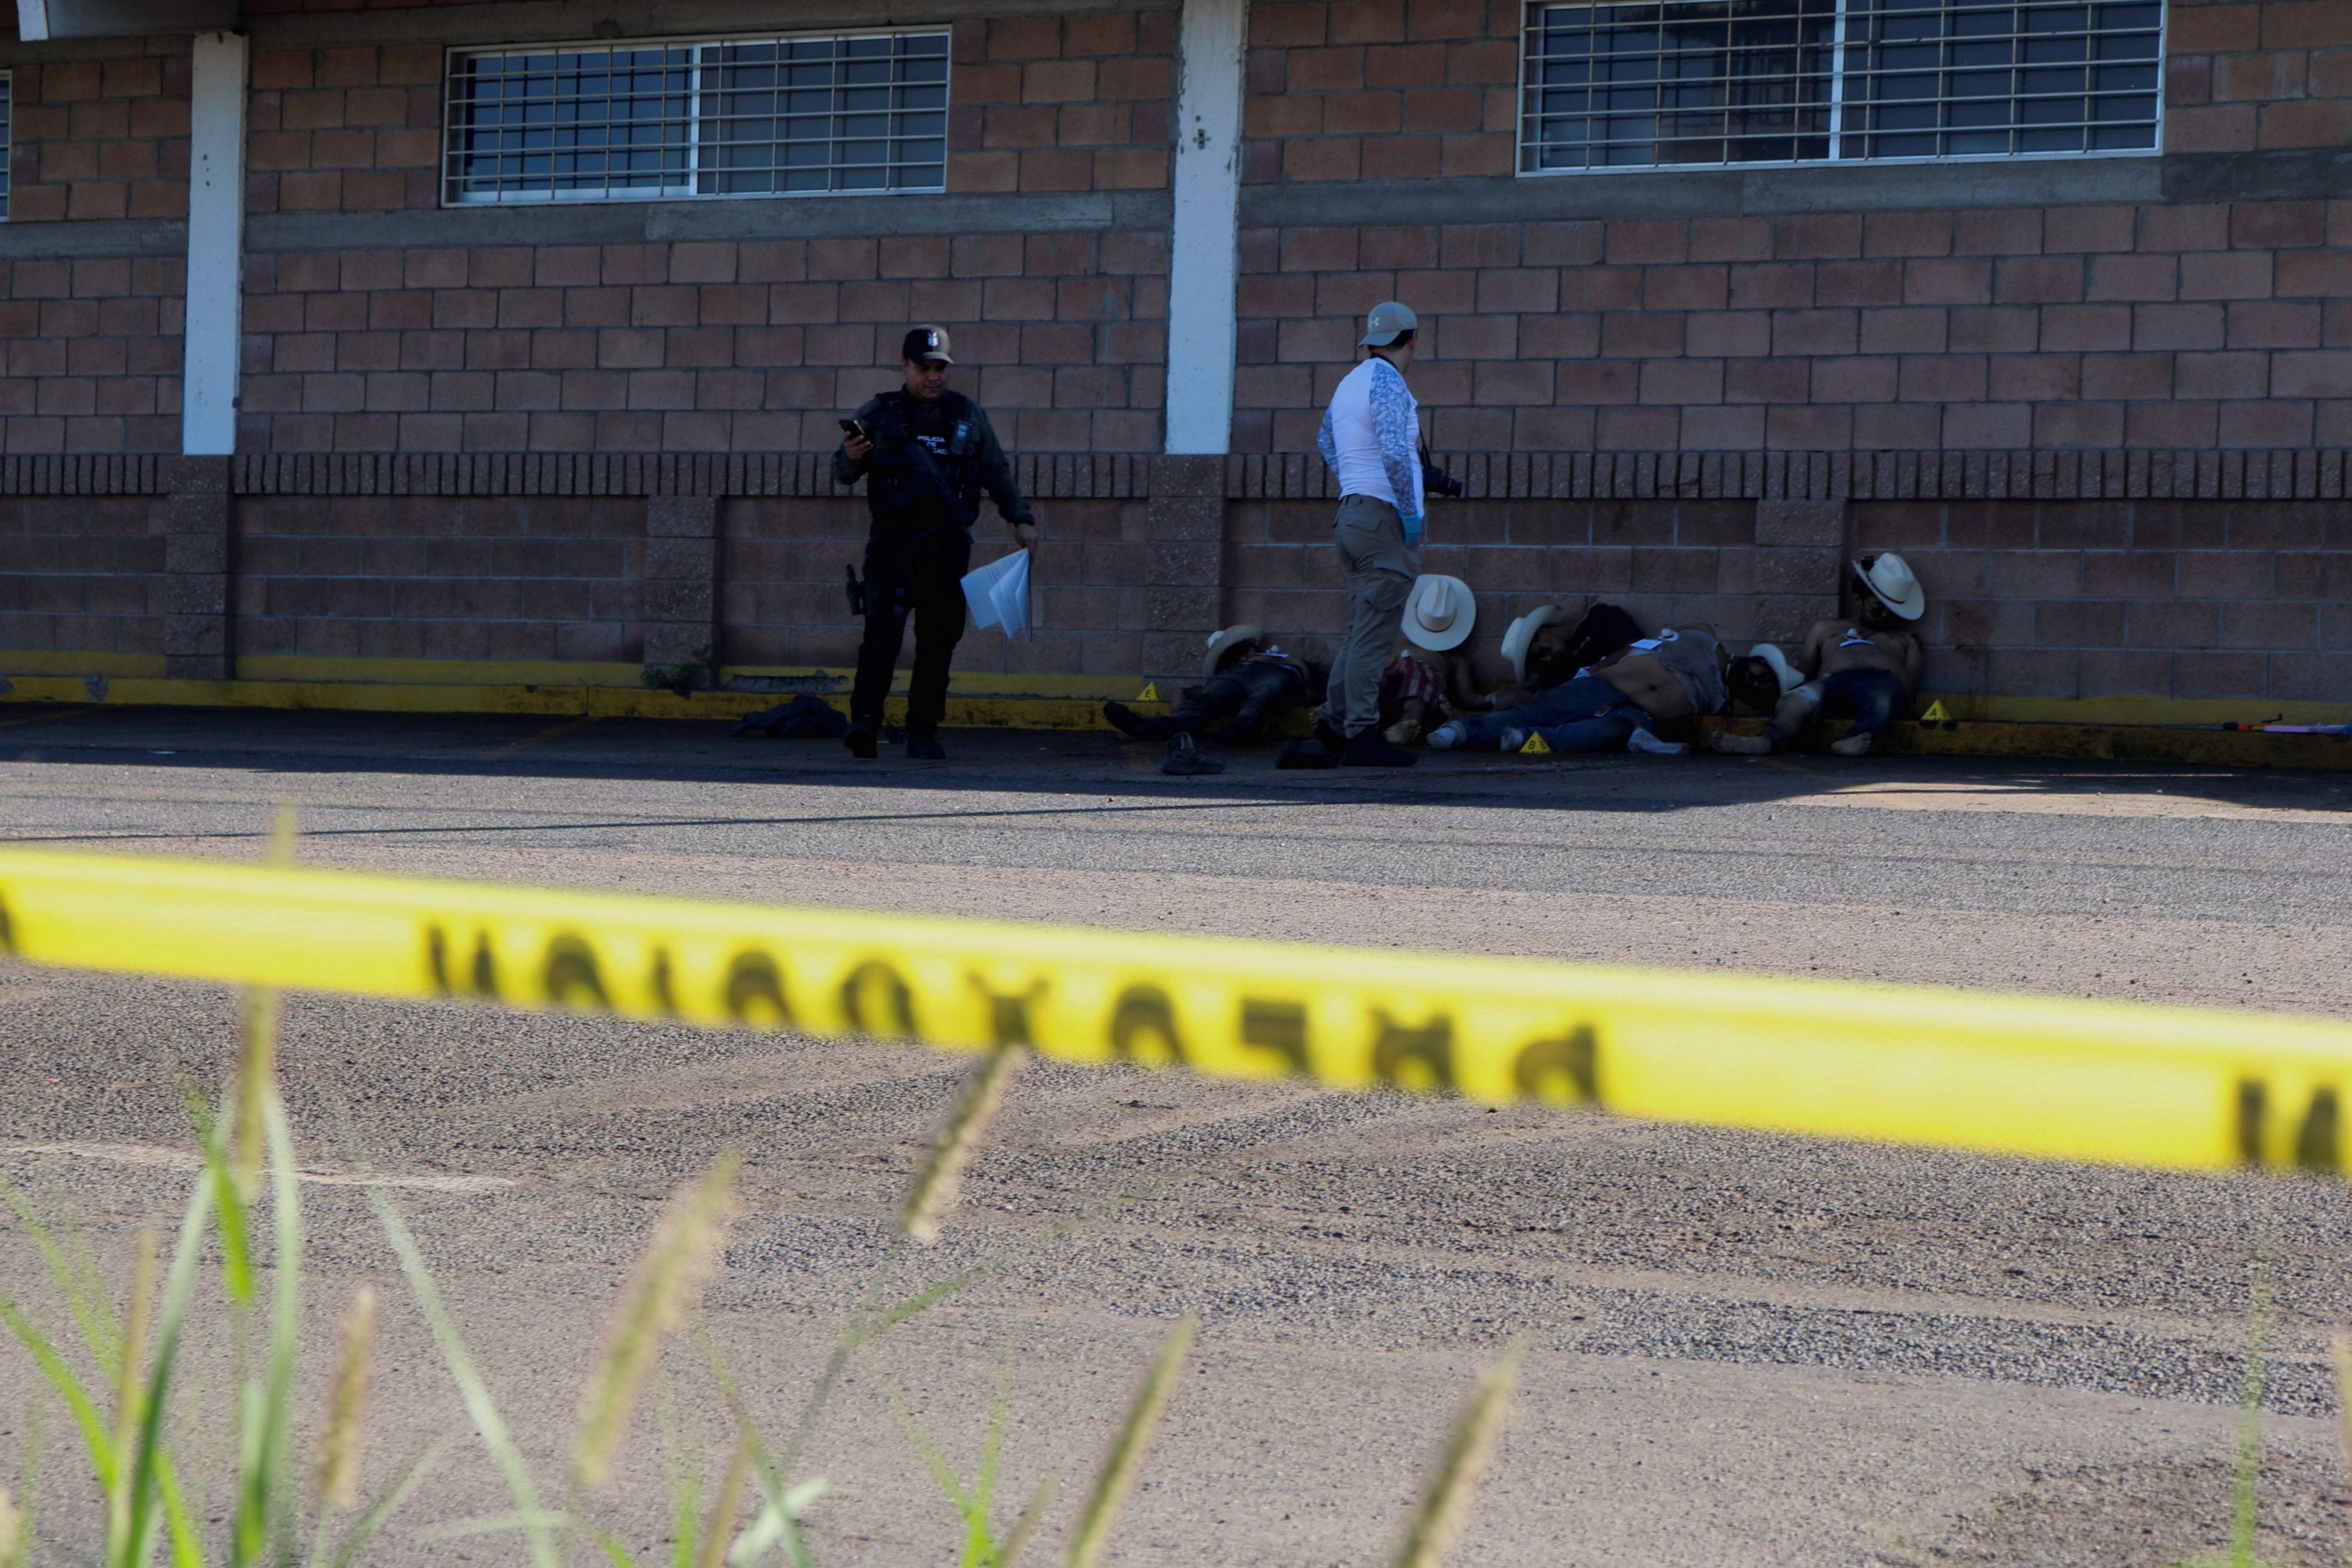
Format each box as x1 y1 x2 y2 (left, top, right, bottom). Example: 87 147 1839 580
1061 1314 1195 1568
997 1476 1057 1568
0 1175 124 1371
115 1145 218 1568
902 1047 1025 1245
319 1435 453 1568
695 1434 754 1568
1389 1340 1523 1568
0 1295 118 1492
364 1182 561 1568
576 1153 742 1489
0 1487 20 1568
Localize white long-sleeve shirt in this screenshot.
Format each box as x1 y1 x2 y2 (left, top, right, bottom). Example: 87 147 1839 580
1317 356 1422 516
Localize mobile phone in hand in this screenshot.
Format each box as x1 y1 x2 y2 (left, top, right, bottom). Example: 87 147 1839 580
840 418 866 441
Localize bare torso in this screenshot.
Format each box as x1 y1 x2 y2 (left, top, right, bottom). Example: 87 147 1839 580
1597 654 1693 721
1804 619 1923 684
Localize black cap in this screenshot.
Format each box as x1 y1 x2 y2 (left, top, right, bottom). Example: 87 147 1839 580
901 325 954 364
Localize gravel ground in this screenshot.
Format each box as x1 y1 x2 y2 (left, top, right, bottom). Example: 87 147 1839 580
4 706 2352 1566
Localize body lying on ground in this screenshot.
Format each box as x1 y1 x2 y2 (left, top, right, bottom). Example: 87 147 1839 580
1714 553 1927 759
1426 627 1762 755
1103 626 1321 744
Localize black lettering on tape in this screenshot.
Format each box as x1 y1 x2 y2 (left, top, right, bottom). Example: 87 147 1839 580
726 950 792 1027
425 925 500 998
1110 985 1187 1068
542 934 610 1012
842 960 919 1039
648 947 679 1016
2297 1086 2340 1173
1238 999 1310 1076
2237 1078 2267 1168
1513 1025 1599 1106
1371 1010 1455 1092
969 976 1046 1046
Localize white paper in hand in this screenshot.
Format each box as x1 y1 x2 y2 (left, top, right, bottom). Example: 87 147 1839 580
960 547 1030 639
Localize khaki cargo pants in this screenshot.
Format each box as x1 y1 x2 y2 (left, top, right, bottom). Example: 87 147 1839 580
1315 493 1421 737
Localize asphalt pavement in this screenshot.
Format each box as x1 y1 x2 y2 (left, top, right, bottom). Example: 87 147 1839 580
5 705 2352 1566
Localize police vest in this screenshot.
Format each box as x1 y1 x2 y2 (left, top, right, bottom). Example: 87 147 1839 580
866 391 982 537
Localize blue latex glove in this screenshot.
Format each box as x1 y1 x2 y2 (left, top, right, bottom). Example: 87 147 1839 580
1399 512 1423 546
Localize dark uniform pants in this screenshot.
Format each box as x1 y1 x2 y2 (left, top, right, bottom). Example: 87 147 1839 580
850 524 972 736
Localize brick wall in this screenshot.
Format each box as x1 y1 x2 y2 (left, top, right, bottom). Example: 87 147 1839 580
1860 498 2352 702
247 44 441 216
233 494 643 662
948 11 1175 194
0 496 165 659
5 53 191 223
1 256 186 455
1243 0 1515 185
237 229 1169 455
2166 0 2352 152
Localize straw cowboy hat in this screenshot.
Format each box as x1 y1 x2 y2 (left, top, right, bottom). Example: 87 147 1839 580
1201 624 1260 681
1400 574 1475 652
1500 606 1560 688
1748 642 1804 695
1855 552 1926 620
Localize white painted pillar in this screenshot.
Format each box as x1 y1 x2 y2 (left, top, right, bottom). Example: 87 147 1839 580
182 31 248 456
1162 0 1247 456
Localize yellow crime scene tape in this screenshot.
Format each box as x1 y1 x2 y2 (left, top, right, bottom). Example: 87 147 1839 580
0 846 2345 1177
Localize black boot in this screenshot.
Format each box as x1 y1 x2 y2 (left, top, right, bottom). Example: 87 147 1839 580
1340 729 1417 767
844 724 878 760
1276 719 1345 770
1103 700 1172 740
906 732 946 760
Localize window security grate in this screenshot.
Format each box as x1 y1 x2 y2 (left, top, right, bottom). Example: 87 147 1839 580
443 32 949 204
0 73 12 220
1520 0 2161 172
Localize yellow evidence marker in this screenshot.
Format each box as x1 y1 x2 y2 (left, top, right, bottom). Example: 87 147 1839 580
1519 732 1552 754
1920 699 1952 722
1136 682 1159 703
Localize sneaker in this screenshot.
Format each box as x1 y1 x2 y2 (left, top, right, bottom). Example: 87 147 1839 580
1426 721 1466 751
1828 731 1875 757
1627 729 1687 756
1161 733 1225 775
907 733 946 760
1498 727 1527 752
1711 731 1771 755
1340 730 1417 767
844 725 878 760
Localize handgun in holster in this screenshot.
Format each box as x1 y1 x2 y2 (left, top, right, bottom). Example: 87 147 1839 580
844 563 866 616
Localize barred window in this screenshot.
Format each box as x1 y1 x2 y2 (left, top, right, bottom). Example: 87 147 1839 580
0 73 12 220
443 32 949 204
1520 0 2161 172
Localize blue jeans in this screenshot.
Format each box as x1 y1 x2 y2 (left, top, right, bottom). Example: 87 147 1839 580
1767 667 1908 749
1452 676 1653 752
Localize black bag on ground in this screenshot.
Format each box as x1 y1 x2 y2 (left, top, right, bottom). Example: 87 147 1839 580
733 694 850 739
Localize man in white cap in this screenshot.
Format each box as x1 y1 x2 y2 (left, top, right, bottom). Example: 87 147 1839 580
1713 552 1927 757
1282 300 1426 768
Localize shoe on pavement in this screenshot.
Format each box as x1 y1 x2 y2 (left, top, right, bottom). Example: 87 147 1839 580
1161 733 1225 775
1426 721 1466 751
1711 731 1770 755
1102 700 1156 740
844 725 878 760
906 733 946 760
1340 730 1417 767
1828 731 1876 756
1627 729 1687 756
1276 719 1346 770
1498 727 1527 752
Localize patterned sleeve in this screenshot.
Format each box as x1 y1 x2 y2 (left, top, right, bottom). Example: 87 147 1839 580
1316 401 1340 475
1369 360 1420 513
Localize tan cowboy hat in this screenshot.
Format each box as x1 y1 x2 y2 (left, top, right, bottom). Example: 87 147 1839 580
1856 552 1926 620
1401 574 1475 652
1748 642 1804 695
1201 624 1260 681
1500 605 1561 688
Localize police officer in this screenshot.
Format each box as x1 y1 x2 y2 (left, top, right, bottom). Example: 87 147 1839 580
834 325 1038 760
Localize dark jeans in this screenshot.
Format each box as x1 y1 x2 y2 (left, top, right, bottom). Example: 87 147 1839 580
850 525 972 736
1767 666 1908 749
1118 665 1303 741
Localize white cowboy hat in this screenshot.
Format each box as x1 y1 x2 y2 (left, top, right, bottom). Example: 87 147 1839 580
1856 553 1926 620
1201 624 1261 681
1500 605 1561 688
1748 642 1804 695
1400 574 1475 652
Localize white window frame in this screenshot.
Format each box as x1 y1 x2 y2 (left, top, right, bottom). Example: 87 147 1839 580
440 28 951 207
1516 0 2165 176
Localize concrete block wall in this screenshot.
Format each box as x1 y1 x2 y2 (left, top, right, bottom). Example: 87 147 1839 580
231 494 644 662
4 50 191 222
0 495 166 658
1859 499 2352 701
0 255 186 455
